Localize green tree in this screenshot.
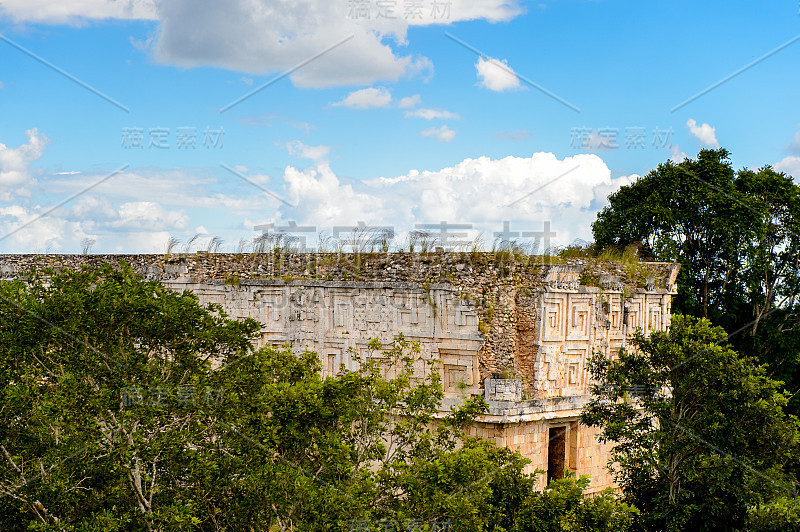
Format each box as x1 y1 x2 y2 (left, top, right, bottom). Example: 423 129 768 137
593 148 752 325
0 263 261 531
592 148 800 413
514 474 638 532
581 314 799 531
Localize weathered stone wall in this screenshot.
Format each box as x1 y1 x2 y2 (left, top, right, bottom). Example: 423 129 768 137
0 252 678 385
166 279 483 396
0 252 679 493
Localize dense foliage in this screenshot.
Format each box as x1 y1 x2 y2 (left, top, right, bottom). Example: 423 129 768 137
592 148 800 415
588 148 800 530
582 314 799 531
0 264 635 531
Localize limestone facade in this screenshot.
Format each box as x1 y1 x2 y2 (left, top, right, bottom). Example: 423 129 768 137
0 253 679 493
169 279 484 397
161 268 677 493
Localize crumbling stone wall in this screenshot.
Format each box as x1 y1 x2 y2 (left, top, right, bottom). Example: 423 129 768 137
0 252 679 392
0 252 679 493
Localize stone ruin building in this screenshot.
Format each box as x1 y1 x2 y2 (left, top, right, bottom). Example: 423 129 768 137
0 252 679 494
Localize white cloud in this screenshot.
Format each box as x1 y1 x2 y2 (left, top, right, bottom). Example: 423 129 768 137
404 108 460 120
669 144 688 162
686 118 719 148
0 198 188 254
332 87 392 109
775 156 800 180
398 94 421 108
279 164 393 228
420 125 456 142
272 152 626 249
71 195 117 221
0 0 157 23
0 1 521 88
476 56 521 92
282 140 331 163
150 1 425 88
45 167 276 214
1 0 522 25
0 128 49 187
0 159 291 253
0 205 77 253
0 82 4 89
361 152 632 245
592 174 638 206
0 149 641 253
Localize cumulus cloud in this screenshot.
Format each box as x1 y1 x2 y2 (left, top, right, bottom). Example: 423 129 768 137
332 87 392 109
0 128 49 187
0 198 188 254
371 152 610 212
278 164 394 228
0 148 639 253
404 108 460 120
398 94 421 108
476 56 521 92
44 167 278 215
71 195 118 221
0 204 77 253
0 153 310 253
360 152 632 245
1 1 522 88
267 152 630 250
775 156 800 180
151 1 420 88
420 125 456 142
686 118 719 148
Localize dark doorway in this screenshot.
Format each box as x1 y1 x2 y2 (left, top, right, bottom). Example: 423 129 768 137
547 426 566 485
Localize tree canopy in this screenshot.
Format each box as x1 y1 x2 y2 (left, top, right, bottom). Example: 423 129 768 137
581 314 799 531
0 263 635 531
592 148 800 414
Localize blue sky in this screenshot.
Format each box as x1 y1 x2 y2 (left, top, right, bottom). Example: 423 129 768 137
0 0 798 253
